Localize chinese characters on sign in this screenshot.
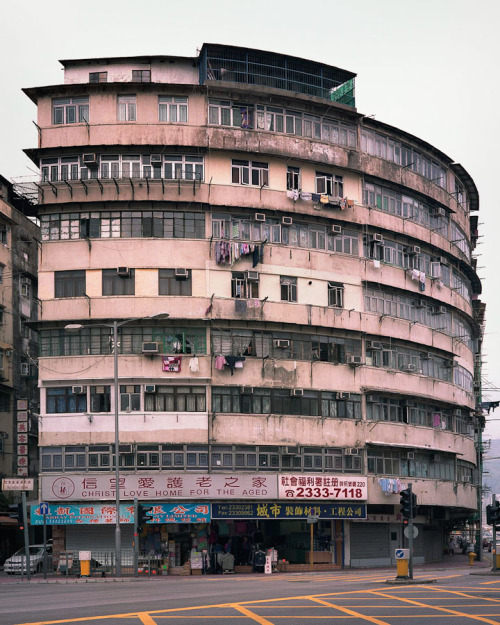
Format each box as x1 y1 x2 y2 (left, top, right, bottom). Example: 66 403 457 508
278 475 368 500
30 503 211 525
16 401 29 477
212 502 367 520
41 474 278 502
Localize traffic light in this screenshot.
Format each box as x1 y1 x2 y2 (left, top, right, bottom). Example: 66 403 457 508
400 489 412 520
137 504 154 530
17 503 24 531
486 502 500 526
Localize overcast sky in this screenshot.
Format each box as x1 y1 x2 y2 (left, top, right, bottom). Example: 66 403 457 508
2 0 499 436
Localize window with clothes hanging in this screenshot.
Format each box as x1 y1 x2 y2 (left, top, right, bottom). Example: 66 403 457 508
231 272 259 299
280 276 297 302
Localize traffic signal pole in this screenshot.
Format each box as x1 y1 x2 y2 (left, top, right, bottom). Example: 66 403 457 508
493 495 497 572
22 492 30 582
408 483 414 580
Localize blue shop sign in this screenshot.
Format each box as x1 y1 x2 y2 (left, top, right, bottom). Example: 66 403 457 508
30 502 211 525
211 502 366 520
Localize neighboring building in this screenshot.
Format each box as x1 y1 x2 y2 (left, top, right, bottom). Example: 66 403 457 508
0 175 39 561
23 44 484 568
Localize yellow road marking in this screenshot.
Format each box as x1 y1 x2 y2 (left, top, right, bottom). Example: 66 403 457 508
136 613 158 625
420 585 500 603
229 605 275 624
370 589 500 625
308 596 391 625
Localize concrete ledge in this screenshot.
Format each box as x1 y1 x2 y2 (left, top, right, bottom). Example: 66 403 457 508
386 577 437 585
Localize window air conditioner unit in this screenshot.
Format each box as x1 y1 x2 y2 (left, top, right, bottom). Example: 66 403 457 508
440 256 448 266
405 245 421 255
282 446 299 455
273 339 290 349
72 385 87 395
254 212 266 222
345 448 359 456
174 268 189 280
430 262 442 279
367 341 383 350
282 216 293 226
366 394 377 403
454 408 462 417
336 392 350 400
290 388 304 397
435 305 447 315
405 452 415 460
150 154 162 163
402 364 417 372
401 400 417 407
444 359 454 368
372 233 383 243
415 298 426 308
246 271 259 282
421 352 432 359
117 267 130 277
331 224 342 234
240 386 254 395
347 355 363 366
464 475 471 483
432 207 446 217
20 363 29 376
145 384 156 394
142 341 159 354
82 153 98 166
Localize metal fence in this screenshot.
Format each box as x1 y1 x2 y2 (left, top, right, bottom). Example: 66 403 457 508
56 550 166 577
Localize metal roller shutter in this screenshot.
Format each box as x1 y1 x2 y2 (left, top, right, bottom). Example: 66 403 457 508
66 525 134 552
350 523 390 566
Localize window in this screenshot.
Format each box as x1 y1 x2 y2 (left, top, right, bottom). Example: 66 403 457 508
89 386 111 412
102 269 135 296
132 70 151 82
144 386 206 412
20 276 30 298
159 96 188 122
120 385 140 411
54 270 86 298
53 97 89 125
89 72 107 83
117 95 137 121
0 264 4 282
280 276 297 302
159 269 192 295
287 166 301 191
0 226 8 245
0 306 4 325
316 172 343 196
164 155 204 181
47 387 87 413
328 282 344 308
232 160 268 186
231 272 259 299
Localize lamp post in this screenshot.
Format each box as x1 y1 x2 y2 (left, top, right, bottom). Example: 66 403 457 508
65 312 169 577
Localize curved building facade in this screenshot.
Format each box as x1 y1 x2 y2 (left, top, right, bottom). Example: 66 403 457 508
25 44 484 568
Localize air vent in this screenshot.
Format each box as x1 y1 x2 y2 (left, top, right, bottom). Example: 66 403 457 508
273 339 290 349
72 386 87 395
145 384 156 394
82 153 98 166
254 213 266 222
245 271 259 282
290 388 304 397
174 268 189 280
142 342 159 354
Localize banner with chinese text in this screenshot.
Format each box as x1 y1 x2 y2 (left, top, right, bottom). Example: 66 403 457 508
212 502 366 520
278 475 367 500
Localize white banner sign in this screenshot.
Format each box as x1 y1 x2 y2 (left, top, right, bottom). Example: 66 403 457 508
2 478 34 491
41 473 277 502
278 475 367 500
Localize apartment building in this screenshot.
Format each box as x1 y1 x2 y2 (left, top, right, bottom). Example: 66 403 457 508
23 44 484 568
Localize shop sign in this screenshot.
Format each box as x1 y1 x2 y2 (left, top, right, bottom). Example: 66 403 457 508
30 502 210 525
41 473 277 502
278 475 367 500
212 502 367 520
2 478 34 491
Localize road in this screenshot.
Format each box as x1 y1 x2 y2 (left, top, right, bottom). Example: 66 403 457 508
2 566 500 625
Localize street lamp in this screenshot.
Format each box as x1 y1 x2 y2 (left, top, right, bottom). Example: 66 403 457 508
65 312 169 576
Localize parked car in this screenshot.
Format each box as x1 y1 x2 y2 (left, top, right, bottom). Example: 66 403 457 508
483 536 493 551
3 544 52 575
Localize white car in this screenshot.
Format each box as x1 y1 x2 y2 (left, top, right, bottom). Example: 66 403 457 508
3 544 52 575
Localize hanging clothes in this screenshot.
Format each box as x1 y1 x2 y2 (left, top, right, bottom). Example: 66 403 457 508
189 357 199 373
224 356 246 375
419 272 426 292
215 356 226 370
300 191 312 201
162 356 181 372
311 193 321 203
252 245 260 268
320 194 329 204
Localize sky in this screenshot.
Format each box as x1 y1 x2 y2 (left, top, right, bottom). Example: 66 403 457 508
1 0 499 435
